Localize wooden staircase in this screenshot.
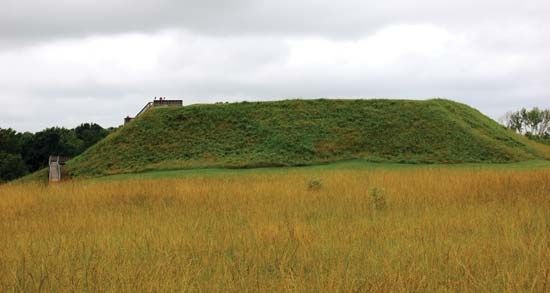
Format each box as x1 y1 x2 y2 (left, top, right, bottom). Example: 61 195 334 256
124 99 183 124
48 156 69 182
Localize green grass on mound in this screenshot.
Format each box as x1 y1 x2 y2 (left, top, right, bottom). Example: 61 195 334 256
65 99 550 178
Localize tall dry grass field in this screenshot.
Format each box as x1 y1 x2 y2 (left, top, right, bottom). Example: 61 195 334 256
1 167 549 291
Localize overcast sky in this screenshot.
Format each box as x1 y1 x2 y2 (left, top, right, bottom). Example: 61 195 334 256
1 0 549 132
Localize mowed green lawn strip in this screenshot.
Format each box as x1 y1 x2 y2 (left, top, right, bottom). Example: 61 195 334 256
97 159 550 181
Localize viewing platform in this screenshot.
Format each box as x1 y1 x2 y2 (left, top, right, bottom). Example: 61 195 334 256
125 98 183 124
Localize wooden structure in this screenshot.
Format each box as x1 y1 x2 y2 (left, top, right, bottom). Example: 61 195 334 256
48 156 70 182
124 99 183 124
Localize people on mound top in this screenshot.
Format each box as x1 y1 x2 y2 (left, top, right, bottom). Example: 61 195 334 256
154 97 171 102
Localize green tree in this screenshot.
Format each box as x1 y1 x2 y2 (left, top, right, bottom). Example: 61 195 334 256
22 127 82 171
74 123 109 152
521 107 543 136
0 152 28 182
503 111 523 133
503 107 550 144
0 128 23 154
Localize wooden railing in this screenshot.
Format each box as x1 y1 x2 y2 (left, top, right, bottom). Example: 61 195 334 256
125 99 183 125
153 100 183 107
136 102 154 117
135 100 183 117
49 155 70 165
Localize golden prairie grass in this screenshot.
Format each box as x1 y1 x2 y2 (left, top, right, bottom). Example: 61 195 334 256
1 167 549 292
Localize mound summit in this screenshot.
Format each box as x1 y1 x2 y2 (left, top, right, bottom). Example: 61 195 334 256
67 99 549 177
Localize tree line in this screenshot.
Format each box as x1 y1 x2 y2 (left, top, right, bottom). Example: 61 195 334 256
0 123 114 182
502 107 550 144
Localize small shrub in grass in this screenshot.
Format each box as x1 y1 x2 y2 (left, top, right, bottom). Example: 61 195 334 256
308 179 322 190
130 193 149 207
370 187 386 211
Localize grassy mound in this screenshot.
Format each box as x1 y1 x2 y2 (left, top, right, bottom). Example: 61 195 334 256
66 99 549 177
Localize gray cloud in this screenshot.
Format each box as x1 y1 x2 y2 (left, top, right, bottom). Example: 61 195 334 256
0 0 549 131
3 0 549 42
